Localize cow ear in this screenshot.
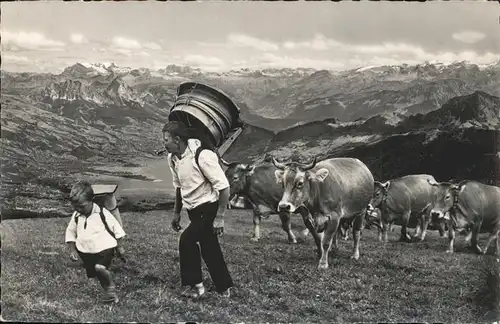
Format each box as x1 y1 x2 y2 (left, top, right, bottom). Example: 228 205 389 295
274 170 284 184
381 181 390 190
427 179 439 186
314 168 329 182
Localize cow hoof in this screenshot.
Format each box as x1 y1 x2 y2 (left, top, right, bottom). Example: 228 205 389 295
250 237 259 242
288 238 298 244
318 263 329 270
399 236 412 243
446 249 454 254
350 254 360 260
469 245 483 254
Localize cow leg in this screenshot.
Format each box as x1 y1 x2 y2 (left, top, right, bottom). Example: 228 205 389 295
250 212 261 242
351 212 364 260
338 223 349 241
413 217 422 239
378 226 383 242
278 212 297 244
399 213 412 242
382 221 390 243
318 214 340 269
375 219 384 242
299 209 322 256
464 229 472 243
482 230 499 255
470 223 483 254
438 221 447 238
417 211 432 241
446 225 456 253
333 230 339 250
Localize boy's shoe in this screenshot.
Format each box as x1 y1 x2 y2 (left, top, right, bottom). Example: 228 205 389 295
219 288 231 298
101 287 118 304
181 284 205 299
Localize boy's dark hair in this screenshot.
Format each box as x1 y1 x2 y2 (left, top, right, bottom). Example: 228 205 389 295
69 181 94 202
162 120 215 150
162 121 192 142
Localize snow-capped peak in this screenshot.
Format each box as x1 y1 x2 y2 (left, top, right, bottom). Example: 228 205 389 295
79 62 132 75
80 62 112 74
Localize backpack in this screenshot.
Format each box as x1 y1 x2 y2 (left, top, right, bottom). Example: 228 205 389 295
74 206 116 240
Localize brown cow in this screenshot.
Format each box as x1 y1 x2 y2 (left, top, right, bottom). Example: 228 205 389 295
429 179 500 255
222 159 308 243
370 174 442 243
273 156 374 269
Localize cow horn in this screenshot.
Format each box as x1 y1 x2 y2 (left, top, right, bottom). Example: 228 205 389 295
220 158 231 166
427 179 439 186
272 157 286 170
301 157 317 171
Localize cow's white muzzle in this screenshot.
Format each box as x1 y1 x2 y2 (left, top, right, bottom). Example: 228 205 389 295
278 201 295 213
431 210 448 220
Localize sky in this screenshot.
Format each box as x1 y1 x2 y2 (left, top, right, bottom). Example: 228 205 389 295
1 1 499 73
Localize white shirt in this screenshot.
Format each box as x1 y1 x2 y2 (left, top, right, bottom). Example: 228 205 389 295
65 203 126 254
168 139 229 210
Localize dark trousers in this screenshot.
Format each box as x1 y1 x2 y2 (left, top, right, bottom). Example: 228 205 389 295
180 201 234 293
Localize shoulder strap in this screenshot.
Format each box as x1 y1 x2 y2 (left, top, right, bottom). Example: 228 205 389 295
195 146 208 180
99 207 116 239
170 154 176 168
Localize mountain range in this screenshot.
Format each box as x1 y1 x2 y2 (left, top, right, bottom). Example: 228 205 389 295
1 60 499 217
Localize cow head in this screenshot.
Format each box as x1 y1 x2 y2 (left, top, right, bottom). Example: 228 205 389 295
221 158 255 198
365 204 383 230
272 156 328 213
370 181 390 208
428 179 462 220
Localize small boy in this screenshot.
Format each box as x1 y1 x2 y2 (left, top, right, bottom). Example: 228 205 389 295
65 181 126 303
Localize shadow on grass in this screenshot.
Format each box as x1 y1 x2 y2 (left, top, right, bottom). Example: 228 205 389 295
475 256 500 322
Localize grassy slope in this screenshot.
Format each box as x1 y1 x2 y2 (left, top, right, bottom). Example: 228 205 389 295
2 209 499 323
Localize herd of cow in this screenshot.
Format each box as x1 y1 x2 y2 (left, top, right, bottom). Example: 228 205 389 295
220 155 500 269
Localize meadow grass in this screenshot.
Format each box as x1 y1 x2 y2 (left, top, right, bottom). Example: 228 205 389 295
2 209 499 323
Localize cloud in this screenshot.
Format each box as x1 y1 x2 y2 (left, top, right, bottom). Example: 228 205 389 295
420 51 498 65
2 53 29 63
70 33 88 44
452 31 486 44
2 31 65 51
257 52 344 70
227 33 279 51
144 42 161 50
350 42 427 56
283 34 341 51
109 37 161 56
113 48 133 56
112 37 142 50
281 34 499 67
184 54 224 67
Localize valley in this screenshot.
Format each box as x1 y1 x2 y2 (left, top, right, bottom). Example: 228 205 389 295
1 61 499 218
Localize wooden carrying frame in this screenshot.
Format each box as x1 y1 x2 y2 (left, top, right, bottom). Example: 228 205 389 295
91 184 123 227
